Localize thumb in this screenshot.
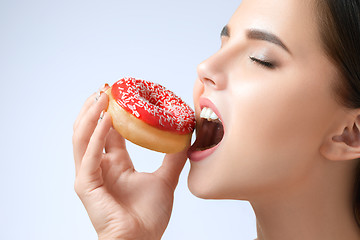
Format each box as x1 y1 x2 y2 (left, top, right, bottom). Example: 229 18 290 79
155 148 188 190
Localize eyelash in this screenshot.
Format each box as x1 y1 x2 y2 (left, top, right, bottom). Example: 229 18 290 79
249 56 276 69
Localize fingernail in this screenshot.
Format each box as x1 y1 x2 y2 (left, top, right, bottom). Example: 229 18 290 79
94 91 100 102
99 83 110 92
98 111 105 123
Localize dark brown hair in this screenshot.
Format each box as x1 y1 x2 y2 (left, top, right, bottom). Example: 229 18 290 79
316 0 360 227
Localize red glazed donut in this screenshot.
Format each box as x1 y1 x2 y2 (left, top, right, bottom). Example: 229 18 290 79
106 77 195 153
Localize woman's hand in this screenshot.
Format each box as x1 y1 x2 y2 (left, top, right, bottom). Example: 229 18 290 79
72 89 188 240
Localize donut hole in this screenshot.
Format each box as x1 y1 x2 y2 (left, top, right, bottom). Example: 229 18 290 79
138 88 159 106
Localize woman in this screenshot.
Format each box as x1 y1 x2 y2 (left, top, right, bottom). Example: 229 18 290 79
72 0 360 239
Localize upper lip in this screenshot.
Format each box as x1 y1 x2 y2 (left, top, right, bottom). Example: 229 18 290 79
198 97 224 125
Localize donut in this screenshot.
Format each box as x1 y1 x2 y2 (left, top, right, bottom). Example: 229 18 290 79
105 77 195 153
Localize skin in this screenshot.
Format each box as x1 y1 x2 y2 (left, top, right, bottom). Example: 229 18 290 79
73 0 360 239
73 89 189 239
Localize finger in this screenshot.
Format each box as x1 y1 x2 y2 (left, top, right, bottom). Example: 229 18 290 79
155 148 188 190
73 84 110 132
105 128 126 151
81 112 112 175
73 93 109 174
104 128 134 171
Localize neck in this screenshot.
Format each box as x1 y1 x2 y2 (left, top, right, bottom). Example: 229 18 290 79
250 159 360 240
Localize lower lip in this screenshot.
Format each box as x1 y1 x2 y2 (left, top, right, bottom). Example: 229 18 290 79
187 144 220 162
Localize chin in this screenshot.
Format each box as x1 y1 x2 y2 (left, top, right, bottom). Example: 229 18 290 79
188 182 219 200
188 163 257 201
187 167 231 200
187 168 214 199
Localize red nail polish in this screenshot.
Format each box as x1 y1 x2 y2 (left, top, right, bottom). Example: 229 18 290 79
99 83 110 92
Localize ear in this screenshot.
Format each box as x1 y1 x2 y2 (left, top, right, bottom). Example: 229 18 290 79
320 115 360 161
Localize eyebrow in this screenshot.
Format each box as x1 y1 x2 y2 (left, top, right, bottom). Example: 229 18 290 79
220 25 291 54
247 29 290 53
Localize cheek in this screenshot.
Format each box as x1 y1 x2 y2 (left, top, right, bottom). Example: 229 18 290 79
229 78 336 192
232 82 323 154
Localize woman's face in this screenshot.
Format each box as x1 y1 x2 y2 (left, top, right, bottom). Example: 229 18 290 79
188 0 348 200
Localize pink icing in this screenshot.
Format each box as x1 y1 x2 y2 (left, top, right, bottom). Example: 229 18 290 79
111 77 195 134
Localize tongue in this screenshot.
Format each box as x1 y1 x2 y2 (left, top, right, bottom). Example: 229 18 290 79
189 118 224 151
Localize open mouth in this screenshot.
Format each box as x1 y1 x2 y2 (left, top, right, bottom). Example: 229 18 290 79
189 107 224 152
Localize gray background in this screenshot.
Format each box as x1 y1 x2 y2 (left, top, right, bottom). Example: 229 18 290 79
0 0 257 239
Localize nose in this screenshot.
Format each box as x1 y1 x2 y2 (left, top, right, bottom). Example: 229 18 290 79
197 50 229 90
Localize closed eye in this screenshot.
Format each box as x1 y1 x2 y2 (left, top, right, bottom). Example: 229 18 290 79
249 56 276 69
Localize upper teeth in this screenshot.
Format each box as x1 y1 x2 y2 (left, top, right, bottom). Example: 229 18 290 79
200 107 220 121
